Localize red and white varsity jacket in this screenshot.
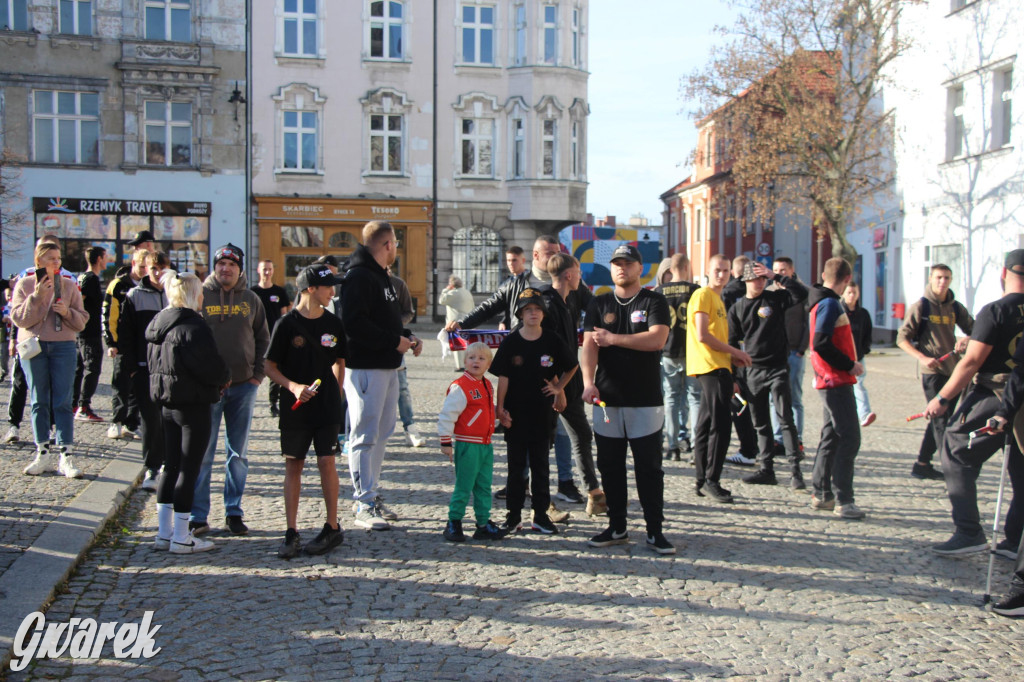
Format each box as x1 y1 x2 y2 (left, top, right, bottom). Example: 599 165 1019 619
437 373 495 446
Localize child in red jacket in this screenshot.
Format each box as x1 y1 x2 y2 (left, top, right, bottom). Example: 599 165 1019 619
438 342 507 542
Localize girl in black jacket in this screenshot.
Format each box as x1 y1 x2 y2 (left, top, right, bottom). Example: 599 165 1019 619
146 273 230 555
842 282 875 427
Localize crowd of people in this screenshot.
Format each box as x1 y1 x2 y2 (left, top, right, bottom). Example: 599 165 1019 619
4 225 1023 618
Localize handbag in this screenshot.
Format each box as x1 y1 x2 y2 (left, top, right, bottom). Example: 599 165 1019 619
16 335 41 360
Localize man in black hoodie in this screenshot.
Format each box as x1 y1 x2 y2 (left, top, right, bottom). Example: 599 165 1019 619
341 221 422 531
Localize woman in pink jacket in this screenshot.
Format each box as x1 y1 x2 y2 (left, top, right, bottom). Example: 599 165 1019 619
11 242 89 477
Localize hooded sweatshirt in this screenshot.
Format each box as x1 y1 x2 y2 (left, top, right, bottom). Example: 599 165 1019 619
895 285 974 376
808 284 857 389
201 271 269 384
340 244 408 370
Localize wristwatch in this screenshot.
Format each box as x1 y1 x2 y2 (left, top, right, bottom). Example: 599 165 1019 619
937 395 949 407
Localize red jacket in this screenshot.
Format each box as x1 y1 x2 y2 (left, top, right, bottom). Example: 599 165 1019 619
437 373 495 445
808 285 858 389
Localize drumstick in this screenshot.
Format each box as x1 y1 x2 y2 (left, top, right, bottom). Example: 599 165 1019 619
290 378 321 411
591 397 610 423
906 412 925 422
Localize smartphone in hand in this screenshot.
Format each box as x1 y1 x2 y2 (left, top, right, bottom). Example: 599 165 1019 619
35 267 48 281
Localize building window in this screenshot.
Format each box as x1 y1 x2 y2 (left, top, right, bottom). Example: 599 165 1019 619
513 3 526 66
282 0 317 56
995 66 1013 148
947 85 965 159
32 91 99 164
542 118 556 177
369 114 403 173
461 4 494 65
145 0 191 42
452 227 502 293
725 196 735 238
369 0 403 60
1 0 27 30
542 4 557 64
283 110 317 171
570 120 579 178
696 208 703 242
144 101 192 166
512 118 525 178
59 0 91 35
571 7 580 66
460 118 493 176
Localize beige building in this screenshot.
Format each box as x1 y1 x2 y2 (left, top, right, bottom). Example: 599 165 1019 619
0 0 246 277
251 0 590 318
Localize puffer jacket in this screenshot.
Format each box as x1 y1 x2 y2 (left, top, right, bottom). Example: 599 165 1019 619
146 307 230 406
118 276 167 369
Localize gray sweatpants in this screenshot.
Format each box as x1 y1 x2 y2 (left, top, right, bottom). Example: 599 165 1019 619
345 368 399 505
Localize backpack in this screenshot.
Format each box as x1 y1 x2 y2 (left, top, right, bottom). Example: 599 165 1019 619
916 296 967 338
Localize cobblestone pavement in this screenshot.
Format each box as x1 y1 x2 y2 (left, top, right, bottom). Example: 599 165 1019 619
4 336 1022 679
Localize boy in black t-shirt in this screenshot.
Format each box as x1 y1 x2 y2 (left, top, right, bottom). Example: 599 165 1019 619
925 249 1024 556
265 266 347 559
491 288 578 535
252 259 292 417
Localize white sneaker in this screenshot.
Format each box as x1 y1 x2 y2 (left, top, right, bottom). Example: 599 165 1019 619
107 424 122 439
726 452 756 466
58 448 82 479
153 536 171 550
141 469 159 492
24 447 57 475
5 425 19 443
122 426 141 440
405 425 426 448
170 532 216 554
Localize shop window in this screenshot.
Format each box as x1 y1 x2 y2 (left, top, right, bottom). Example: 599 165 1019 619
328 231 357 249
144 101 192 166
32 91 99 165
1 0 28 30
460 4 494 65
451 226 502 294
281 226 324 247
59 0 91 35
281 0 318 57
368 0 403 60
145 0 190 42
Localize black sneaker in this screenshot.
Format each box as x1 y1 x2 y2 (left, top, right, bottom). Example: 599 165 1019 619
646 533 676 555
911 462 945 480
473 521 509 540
790 468 807 491
531 515 559 535
305 523 344 555
554 480 585 504
443 519 466 542
995 539 1019 561
270 404 280 418
700 480 734 503
278 529 302 559
226 515 249 535
588 527 629 547
992 586 1024 618
494 486 508 500
931 532 988 555
679 438 692 454
500 515 522 534
189 521 211 536
742 469 778 485
663 448 679 462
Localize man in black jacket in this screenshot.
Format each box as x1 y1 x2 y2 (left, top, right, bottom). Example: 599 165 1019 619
341 221 422 531
770 257 809 450
103 250 148 440
73 246 108 423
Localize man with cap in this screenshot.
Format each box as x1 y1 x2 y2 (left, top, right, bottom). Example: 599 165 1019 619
925 249 1024 556
191 243 270 536
264 265 347 559
127 230 155 253
582 244 676 554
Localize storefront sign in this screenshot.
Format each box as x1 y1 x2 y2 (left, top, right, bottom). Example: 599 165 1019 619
256 197 430 223
33 197 212 217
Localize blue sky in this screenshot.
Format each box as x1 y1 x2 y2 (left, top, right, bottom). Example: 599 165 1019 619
586 0 731 225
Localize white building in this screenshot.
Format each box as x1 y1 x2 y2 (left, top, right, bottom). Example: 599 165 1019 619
251 0 590 317
848 0 1023 334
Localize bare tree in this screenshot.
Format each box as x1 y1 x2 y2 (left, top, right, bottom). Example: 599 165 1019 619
0 148 30 256
684 0 914 264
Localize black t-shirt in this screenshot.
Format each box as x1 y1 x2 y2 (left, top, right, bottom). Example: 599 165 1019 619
657 280 698 359
77 271 104 338
252 284 291 329
541 288 583 402
490 328 577 440
265 310 346 429
728 277 807 367
972 293 1024 375
584 289 671 407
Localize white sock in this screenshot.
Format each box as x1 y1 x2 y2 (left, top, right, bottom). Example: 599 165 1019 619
172 512 191 544
157 503 173 540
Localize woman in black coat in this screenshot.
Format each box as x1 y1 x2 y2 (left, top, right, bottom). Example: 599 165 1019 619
842 281 874 427
146 273 230 555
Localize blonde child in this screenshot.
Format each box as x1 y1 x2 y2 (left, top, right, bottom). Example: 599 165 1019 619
438 342 507 541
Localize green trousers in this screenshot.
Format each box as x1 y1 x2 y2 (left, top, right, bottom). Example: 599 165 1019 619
448 441 494 526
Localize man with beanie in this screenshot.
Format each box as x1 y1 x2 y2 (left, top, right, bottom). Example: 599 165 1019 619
191 243 269 536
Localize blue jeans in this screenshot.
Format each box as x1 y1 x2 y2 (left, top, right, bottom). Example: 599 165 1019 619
853 363 872 421
661 357 701 449
773 351 805 442
191 381 259 522
397 366 414 430
21 340 76 446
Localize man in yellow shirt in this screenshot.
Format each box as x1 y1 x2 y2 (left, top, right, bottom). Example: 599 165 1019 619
687 254 752 502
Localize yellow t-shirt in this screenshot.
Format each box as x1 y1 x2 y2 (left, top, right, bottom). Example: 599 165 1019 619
686 287 731 376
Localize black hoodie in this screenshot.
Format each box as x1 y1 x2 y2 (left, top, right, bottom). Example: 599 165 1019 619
146 307 230 406
340 244 409 369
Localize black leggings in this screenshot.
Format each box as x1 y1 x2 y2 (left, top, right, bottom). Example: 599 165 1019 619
158 404 212 513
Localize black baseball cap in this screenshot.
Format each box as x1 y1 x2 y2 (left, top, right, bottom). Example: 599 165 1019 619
296 265 343 290
514 287 548 318
1005 249 1024 276
610 244 642 265
127 230 155 246
314 254 341 268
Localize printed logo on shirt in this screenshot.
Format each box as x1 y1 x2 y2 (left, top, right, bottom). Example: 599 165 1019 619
204 302 252 318
603 312 616 324
321 334 337 348
757 306 773 319
469 388 483 400
512 355 524 367
270 295 280 303
540 355 554 368
630 310 647 324
292 335 306 348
